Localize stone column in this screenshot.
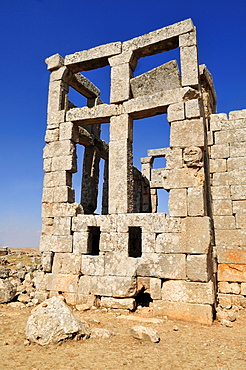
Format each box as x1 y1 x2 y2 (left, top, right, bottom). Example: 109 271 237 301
109 114 133 214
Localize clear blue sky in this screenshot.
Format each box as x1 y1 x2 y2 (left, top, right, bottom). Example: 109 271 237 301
0 0 245 248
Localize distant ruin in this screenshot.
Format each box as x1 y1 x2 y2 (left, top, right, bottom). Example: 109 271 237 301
39 19 246 324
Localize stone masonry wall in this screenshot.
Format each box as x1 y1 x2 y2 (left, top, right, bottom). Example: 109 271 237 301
208 110 246 308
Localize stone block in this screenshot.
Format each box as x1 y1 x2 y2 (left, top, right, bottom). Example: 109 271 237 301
210 144 229 159
42 187 55 203
168 188 187 216
215 229 246 247
122 87 199 120
141 233 156 253
218 264 246 282
186 254 213 282
64 42 122 72
72 214 97 232
187 186 205 216
90 276 137 297
73 232 89 254
46 274 79 293
66 104 119 125
53 217 71 236
81 255 105 276
40 235 73 253
170 119 204 147
43 140 75 159
43 171 72 188
130 61 181 99
78 276 92 295
162 167 205 190
179 30 197 47
137 253 186 279
110 114 133 141
43 158 52 173
180 45 199 87
228 109 246 120
233 200 246 228
155 233 180 253
161 280 215 304
41 252 54 273
47 110 66 127
122 18 194 55
165 148 183 169
231 185 246 200
217 246 246 264
104 253 137 277
100 297 136 310
53 186 75 203
215 129 246 144
45 128 59 143
52 253 81 274
227 157 246 171
77 294 97 306
51 155 77 173
95 215 117 233
165 216 182 232
185 99 201 118
218 293 246 308
153 301 213 325
241 283 246 295
41 218 54 236
45 53 64 71
180 217 212 254
213 216 236 230
149 278 162 300
210 113 228 123
211 186 231 200
167 102 185 122
209 159 227 173
230 142 246 157
212 199 232 216
42 202 82 218
110 63 132 103
218 282 241 294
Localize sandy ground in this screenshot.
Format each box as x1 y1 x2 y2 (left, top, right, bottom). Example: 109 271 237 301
0 303 246 370
0 248 246 370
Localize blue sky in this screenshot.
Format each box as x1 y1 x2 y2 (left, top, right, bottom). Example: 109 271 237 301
0 0 246 248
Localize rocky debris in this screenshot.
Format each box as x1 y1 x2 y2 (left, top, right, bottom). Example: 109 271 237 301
0 249 43 306
220 319 233 328
130 325 160 343
0 247 8 256
90 328 114 339
25 296 90 345
0 279 16 303
216 307 237 322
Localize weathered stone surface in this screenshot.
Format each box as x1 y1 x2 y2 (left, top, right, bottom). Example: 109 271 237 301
153 301 213 325
40 235 73 253
66 104 119 125
41 252 54 272
52 253 81 275
187 186 204 216
0 267 10 279
161 280 215 304
45 54 64 71
90 276 137 297
130 61 181 98
25 297 90 345
212 199 232 216
149 278 162 300
185 98 201 118
180 45 199 87
213 216 236 230
170 119 204 147
167 102 185 122
0 279 16 303
137 253 186 279
46 274 79 293
90 328 114 339
81 255 105 276
110 62 132 103
155 233 180 254
186 254 212 282
218 282 241 295
180 217 212 254
218 264 246 282
104 253 137 277
100 297 136 310
130 326 160 343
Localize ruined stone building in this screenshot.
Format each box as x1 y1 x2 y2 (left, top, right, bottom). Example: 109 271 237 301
39 19 246 324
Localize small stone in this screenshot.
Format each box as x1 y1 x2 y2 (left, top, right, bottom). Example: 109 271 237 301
220 319 233 327
173 325 179 331
75 304 90 311
23 340 30 346
130 325 160 343
90 328 114 339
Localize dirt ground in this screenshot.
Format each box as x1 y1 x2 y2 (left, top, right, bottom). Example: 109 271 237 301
1 249 246 370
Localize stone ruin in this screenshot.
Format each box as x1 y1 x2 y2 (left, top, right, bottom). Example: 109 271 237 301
39 19 246 324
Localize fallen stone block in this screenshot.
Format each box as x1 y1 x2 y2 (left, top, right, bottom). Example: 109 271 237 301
0 279 16 303
100 297 136 310
130 325 160 343
25 296 90 345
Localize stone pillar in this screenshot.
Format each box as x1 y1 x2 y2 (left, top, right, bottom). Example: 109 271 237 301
109 114 133 214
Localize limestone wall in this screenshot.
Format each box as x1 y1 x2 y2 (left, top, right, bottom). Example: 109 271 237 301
208 111 246 308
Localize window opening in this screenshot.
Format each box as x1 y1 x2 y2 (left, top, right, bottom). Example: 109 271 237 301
83 65 111 104
128 227 142 258
157 188 169 214
152 157 166 169
68 85 87 108
88 226 101 255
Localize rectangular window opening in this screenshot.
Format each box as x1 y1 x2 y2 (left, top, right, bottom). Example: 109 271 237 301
128 227 142 258
87 226 101 255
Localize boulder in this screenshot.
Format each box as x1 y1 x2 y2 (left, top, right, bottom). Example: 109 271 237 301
0 279 16 303
25 296 90 345
130 325 160 343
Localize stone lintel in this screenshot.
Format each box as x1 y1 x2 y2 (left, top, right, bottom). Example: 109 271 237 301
64 42 122 73
70 73 100 98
